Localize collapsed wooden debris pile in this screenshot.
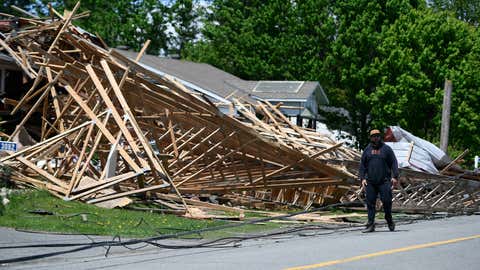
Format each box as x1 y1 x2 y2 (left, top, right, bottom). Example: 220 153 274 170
0 5 355 217
381 127 480 213
1 4 477 217
331 159 480 214
320 126 480 214
232 99 358 209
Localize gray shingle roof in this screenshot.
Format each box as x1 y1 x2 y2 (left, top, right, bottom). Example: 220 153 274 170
116 50 254 102
115 50 328 105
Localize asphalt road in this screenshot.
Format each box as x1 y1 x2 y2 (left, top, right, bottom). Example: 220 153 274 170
1 214 479 270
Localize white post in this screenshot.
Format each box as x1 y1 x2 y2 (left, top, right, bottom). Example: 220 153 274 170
475 155 479 170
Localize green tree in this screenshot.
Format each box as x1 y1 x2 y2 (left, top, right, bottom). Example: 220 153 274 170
0 0 33 15
185 0 335 80
61 0 169 54
428 0 480 24
369 8 480 156
169 0 202 58
321 0 422 148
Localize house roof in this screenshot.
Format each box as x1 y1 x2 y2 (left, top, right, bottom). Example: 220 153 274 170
115 50 328 105
116 50 253 102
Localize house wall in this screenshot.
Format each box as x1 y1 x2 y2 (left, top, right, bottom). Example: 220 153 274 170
265 93 320 119
267 100 304 117
305 93 318 116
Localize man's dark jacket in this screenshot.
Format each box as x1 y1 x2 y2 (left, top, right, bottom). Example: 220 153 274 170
359 142 399 184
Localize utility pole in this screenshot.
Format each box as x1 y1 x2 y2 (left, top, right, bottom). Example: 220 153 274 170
440 79 452 153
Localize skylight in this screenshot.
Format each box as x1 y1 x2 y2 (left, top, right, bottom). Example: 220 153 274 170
252 81 304 93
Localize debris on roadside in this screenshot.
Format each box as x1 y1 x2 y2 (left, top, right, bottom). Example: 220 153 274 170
0 3 355 217
0 3 478 218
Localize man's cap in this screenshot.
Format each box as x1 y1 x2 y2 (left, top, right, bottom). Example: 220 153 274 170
370 129 381 136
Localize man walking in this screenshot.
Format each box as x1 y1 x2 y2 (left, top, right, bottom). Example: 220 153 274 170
359 129 399 233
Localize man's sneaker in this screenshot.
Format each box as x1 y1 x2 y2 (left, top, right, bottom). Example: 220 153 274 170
388 222 395 232
362 223 375 233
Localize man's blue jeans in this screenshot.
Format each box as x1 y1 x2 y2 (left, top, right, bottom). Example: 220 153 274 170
365 181 393 224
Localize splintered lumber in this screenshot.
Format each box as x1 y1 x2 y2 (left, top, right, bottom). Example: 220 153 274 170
155 193 244 214
440 149 469 174
265 100 314 144
0 2 360 215
334 159 480 214
247 142 345 186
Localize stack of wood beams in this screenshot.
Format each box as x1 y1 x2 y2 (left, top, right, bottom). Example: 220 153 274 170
0 5 355 214
233 100 358 208
329 159 480 214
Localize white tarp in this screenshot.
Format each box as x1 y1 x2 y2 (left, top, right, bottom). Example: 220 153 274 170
388 126 451 168
385 142 439 174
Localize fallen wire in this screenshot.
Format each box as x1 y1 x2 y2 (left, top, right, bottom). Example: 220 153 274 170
0 202 445 265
